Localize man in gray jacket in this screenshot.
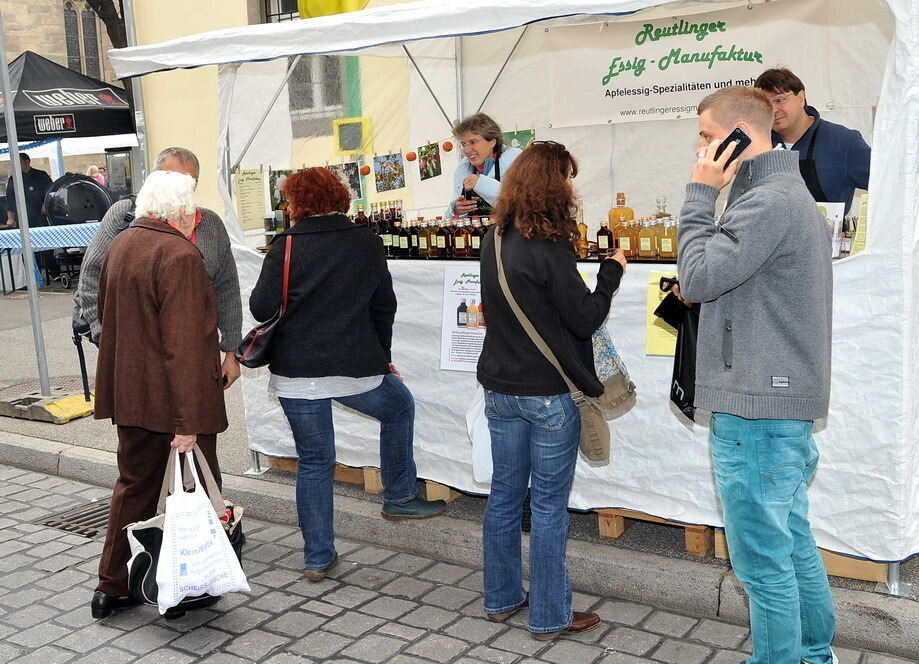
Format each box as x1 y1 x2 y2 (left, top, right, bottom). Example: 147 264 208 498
678 87 835 664
74 147 243 389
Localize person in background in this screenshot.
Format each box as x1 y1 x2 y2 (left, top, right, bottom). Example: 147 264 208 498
86 164 106 187
73 147 243 390
249 167 447 583
98 166 108 187
755 67 870 213
446 113 522 219
477 142 626 640
91 170 228 619
678 86 836 664
3 152 54 274
3 153 52 229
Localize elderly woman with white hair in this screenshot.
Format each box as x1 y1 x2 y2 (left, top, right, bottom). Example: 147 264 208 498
91 170 229 620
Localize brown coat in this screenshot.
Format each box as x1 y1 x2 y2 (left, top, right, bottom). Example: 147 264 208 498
94 217 228 435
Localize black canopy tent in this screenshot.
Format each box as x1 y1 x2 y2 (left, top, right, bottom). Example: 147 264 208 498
0 51 133 142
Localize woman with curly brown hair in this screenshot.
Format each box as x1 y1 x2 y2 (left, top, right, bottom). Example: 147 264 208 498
476 142 626 640
250 168 446 582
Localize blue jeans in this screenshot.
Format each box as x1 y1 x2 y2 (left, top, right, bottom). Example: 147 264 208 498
278 374 418 571
482 390 580 634
710 413 836 664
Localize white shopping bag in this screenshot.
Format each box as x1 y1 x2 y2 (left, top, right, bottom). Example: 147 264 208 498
156 450 250 614
466 387 493 484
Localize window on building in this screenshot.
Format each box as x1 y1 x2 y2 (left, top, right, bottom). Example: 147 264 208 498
81 9 101 79
62 1 102 79
64 3 82 72
266 2 348 138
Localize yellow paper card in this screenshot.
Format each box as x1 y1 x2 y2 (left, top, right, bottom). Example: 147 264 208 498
647 270 678 356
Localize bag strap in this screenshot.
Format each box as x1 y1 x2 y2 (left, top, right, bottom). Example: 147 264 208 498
156 447 227 516
280 234 292 316
493 230 583 399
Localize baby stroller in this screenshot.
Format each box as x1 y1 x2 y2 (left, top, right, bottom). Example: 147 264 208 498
43 173 112 289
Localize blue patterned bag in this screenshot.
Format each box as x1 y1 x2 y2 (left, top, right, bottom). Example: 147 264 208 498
591 326 636 415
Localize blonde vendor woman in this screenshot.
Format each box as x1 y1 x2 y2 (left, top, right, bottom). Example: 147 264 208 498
446 113 522 219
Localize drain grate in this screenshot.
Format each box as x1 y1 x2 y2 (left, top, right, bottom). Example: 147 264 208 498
38 500 110 538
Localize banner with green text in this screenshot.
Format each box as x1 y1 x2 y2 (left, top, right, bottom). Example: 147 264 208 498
548 0 829 126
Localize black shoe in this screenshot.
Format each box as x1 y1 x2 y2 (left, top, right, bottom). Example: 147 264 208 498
381 497 447 520
91 591 139 620
163 594 221 620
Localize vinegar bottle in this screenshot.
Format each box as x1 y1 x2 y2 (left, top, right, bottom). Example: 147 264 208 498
608 192 634 225
638 219 656 258
596 221 613 257
576 197 589 260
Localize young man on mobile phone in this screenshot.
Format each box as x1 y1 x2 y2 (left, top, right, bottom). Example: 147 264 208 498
677 86 836 664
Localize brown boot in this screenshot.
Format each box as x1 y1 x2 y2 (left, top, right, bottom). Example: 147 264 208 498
532 611 601 641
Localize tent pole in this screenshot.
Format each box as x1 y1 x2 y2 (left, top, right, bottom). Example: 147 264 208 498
402 46 453 131
454 37 464 121
54 140 64 179
231 56 301 173
122 0 148 183
0 10 51 396
476 26 529 114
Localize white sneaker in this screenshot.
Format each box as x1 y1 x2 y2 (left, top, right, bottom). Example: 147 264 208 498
802 650 838 664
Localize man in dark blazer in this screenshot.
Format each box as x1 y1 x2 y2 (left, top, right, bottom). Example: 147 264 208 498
91 170 228 619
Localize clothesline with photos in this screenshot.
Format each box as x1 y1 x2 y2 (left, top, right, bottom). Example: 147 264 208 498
231 128 538 232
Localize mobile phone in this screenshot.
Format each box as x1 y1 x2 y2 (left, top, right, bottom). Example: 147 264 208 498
714 127 752 170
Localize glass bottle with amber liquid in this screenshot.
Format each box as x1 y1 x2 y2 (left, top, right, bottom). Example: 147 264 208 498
575 197 589 260
658 217 678 260
436 220 451 259
596 221 613 258
608 192 634 226
273 196 290 232
637 219 657 259
454 218 471 258
470 219 483 258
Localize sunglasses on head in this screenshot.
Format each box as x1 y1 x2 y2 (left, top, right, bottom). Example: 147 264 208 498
532 140 567 152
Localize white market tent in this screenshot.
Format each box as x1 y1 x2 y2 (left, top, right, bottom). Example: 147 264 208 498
108 0 919 565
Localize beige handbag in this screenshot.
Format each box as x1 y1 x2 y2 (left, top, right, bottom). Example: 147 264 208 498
493 231 611 462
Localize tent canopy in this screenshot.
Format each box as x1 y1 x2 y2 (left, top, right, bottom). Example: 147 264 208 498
107 0 753 78
1 51 134 142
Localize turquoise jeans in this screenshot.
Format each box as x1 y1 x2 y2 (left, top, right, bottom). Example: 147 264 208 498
710 413 836 664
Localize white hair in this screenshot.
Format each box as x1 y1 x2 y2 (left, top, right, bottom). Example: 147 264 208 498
134 170 197 222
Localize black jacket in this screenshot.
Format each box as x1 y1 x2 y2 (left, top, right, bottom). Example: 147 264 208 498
477 223 623 397
250 213 396 378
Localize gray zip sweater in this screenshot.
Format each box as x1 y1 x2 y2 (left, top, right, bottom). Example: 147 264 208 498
677 149 833 421
74 199 242 352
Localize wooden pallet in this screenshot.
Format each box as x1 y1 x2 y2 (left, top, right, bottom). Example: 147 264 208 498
596 508 713 557
713 530 887 583
266 458 385 494
265 457 460 503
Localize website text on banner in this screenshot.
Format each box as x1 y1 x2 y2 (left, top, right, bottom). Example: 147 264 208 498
548 0 829 126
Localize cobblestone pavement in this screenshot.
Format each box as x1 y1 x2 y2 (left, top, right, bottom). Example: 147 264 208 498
0 465 908 664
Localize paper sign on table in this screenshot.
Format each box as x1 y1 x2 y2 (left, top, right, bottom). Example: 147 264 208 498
440 265 486 372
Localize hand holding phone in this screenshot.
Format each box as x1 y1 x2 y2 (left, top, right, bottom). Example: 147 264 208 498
713 127 752 171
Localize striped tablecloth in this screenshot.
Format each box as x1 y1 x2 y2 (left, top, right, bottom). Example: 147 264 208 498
0 222 100 254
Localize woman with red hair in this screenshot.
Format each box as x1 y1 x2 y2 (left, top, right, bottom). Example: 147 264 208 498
477 142 627 639
250 167 446 581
